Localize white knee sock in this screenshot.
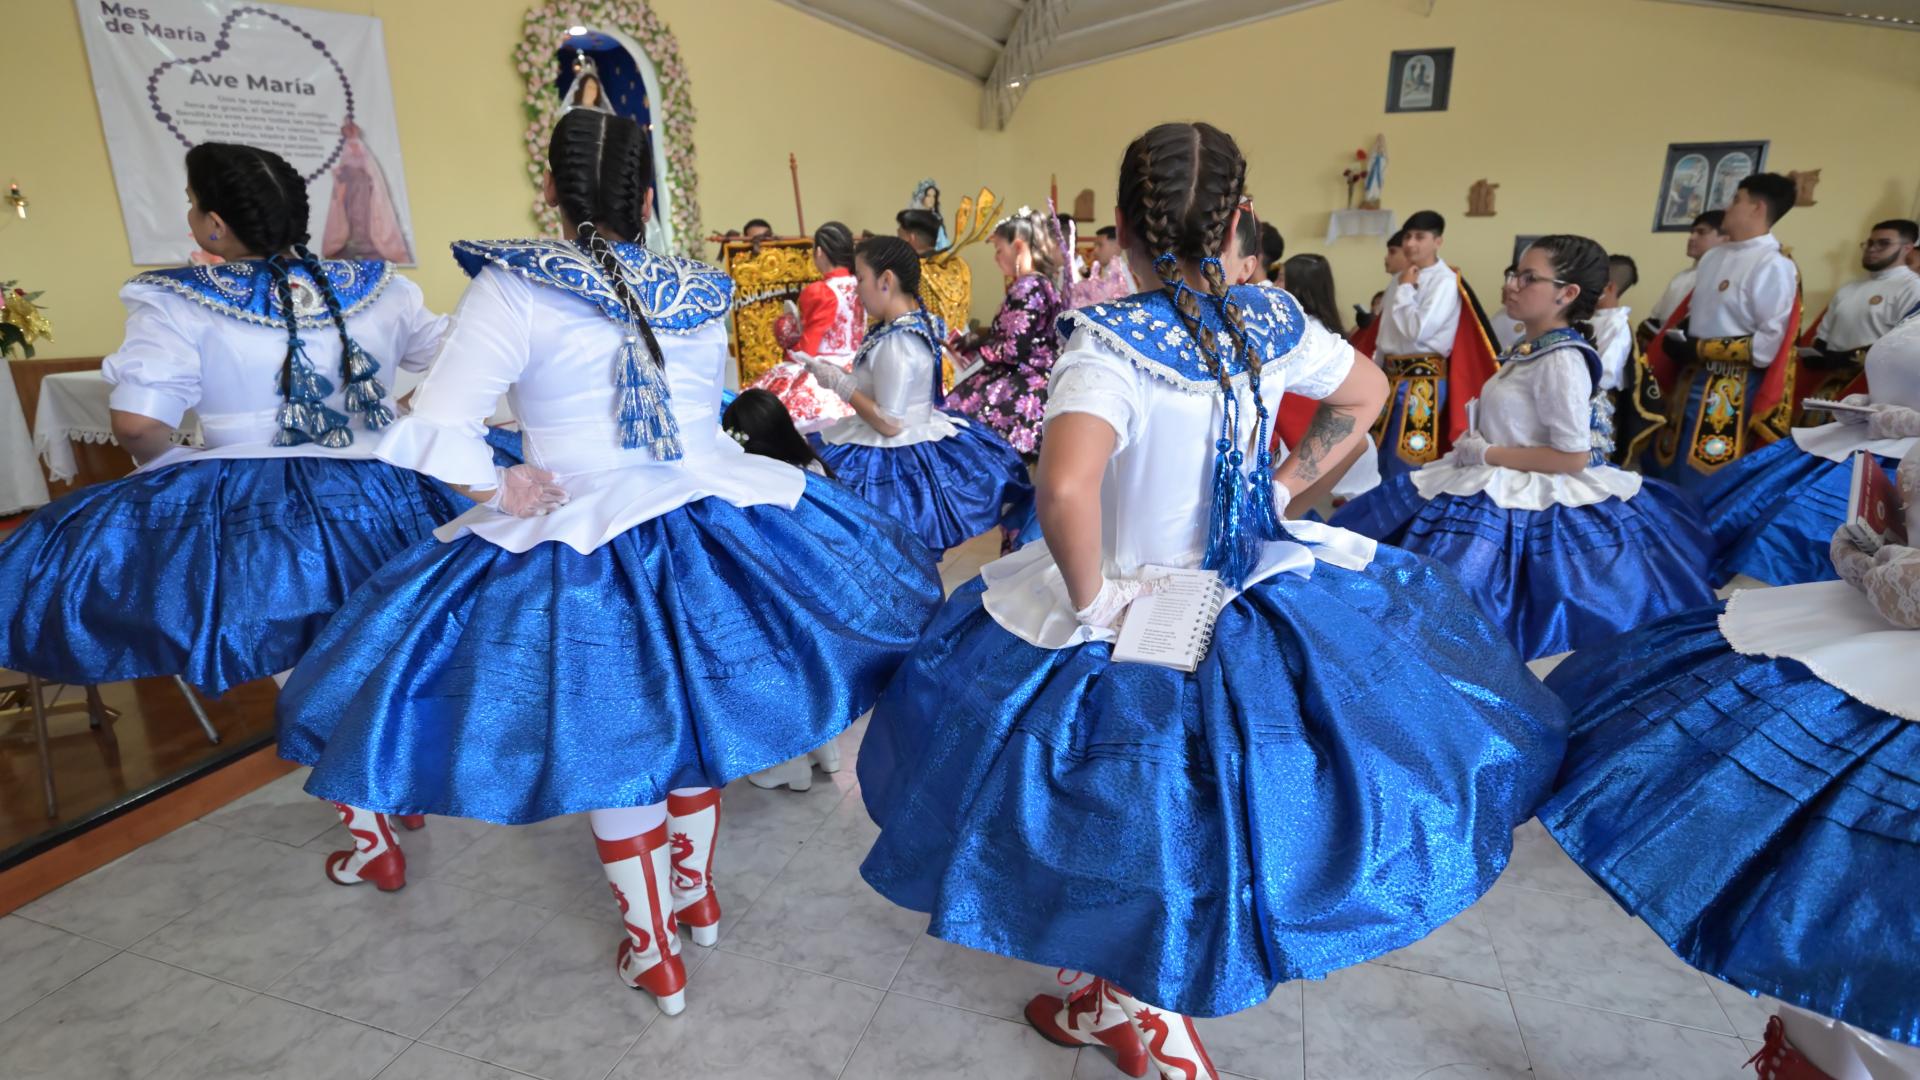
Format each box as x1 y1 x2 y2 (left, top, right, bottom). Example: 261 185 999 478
588 802 668 841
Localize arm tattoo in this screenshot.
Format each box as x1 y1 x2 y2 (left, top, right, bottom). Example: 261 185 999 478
1291 405 1357 483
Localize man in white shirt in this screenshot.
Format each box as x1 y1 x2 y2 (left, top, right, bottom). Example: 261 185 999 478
1369 210 1497 476
1798 219 1920 418
1638 210 1726 347
1650 173 1801 488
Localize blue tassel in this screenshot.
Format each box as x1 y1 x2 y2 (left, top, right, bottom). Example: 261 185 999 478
613 334 683 460
343 377 389 412
342 341 378 381
359 402 396 430
315 425 355 450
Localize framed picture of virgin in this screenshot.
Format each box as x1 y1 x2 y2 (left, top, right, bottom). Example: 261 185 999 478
1654 140 1769 232
1386 48 1453 113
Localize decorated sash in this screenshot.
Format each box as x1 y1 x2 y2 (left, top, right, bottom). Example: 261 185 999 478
1648 280 1803 475
1371 275 1500 467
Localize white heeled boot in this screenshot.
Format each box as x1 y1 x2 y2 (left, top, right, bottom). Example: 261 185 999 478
324 803 407 891
666 788 721 947
1107 985 1217 1080
746 755 812 792
808 739 843 773
594 821 687 1016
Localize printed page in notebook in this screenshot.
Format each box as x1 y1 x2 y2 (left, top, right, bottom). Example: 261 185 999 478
1111 567 1226 672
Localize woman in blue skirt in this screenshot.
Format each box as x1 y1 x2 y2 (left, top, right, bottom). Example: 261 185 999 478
0 142 460 826
276 110 943 1017
1540 444 1920 1078
1695 310 1920 587
800 237 1031 552
1331 235 1715 659
856 122 1569 1080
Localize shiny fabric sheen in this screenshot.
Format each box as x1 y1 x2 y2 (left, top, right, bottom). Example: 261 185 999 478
858 546 1569 1018
1330 471 1715 659
812 420 1032 551
1697 437 1897 587
0 457 463 695
1541 607 1920 1047
280 476 942 823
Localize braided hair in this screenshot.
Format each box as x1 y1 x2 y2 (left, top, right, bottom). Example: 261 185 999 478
186 142 384 445
549 109 683 456
853 235 945 401
992 212 1061 281
813 221 856 271
1525 234 1609 344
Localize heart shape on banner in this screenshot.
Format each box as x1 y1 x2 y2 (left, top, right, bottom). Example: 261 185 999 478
145 5 357 182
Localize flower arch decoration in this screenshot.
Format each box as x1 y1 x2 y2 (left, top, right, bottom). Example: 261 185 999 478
515 0 703 257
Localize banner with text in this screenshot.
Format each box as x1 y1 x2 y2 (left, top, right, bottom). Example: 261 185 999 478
76 0 416 265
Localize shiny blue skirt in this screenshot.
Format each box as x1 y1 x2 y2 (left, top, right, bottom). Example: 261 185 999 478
1328 472 1716 660
279 476 944 824
811 418 1032 551
0 456 462 695
1540 607 1920 1046
858 546 1570 1017
1696 438 1894 587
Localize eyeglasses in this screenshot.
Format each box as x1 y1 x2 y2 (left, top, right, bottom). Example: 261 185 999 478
1862 239 1909 251
1503 269 1568 289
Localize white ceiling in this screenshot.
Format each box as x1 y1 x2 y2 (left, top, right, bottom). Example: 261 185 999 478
773 0 1920 125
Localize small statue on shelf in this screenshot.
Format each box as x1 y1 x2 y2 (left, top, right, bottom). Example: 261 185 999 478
1361 134 1387 210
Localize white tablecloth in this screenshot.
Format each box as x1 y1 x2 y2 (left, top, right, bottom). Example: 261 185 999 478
1 365 50 513
32 367 497 484
1326 209 1398 244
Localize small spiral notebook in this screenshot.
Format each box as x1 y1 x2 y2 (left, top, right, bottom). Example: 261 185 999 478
1111 567 1230 672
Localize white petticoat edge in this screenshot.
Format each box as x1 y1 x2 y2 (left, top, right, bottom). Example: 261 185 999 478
1718 583 1920 723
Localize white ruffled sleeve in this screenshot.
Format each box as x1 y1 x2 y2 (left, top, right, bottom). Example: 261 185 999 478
1531 350 1596 454
101 286 202 427
866 335 925 424
1043 329 1143 451
375 266 529 487
1283 315 1358 402
387 275 451 373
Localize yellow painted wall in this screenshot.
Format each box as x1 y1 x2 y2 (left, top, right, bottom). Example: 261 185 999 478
1004 0 1920 329
4 0 996 356
8 0 1917 358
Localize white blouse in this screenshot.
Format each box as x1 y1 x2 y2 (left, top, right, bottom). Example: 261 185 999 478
1590 306 1633 392
1376 259 1462 357
981 306 1376 650
377 264 804 554
1412 340 1642 510
818 315 965 449
104 276 445 468
1791 311 1920 463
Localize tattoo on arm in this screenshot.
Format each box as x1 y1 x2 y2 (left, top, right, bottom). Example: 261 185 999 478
1291 405 1357 483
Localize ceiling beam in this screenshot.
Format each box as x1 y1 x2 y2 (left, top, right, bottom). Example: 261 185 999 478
1653 0 1920 29
770 0 982 82
885 0 1009 52
1035 0 1335 77
981 0 1071 130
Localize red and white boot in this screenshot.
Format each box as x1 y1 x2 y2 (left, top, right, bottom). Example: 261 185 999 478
595 822 688 1016
391 815 426 831
324 803 407 891
1110 985 1217 1080
1747 1017 1837 1079
666 788 722 947
1026 973 1148 1078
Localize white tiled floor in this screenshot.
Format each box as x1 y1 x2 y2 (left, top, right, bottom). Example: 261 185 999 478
0 538 1785 1079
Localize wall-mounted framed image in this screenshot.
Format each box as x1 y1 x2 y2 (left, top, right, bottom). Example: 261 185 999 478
1654 140 1769 232
1387 48 1453 113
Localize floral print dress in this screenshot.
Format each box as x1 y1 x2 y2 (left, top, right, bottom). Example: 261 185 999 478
948 273 1064 457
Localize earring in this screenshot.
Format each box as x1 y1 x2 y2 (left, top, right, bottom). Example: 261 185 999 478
210 229 221 242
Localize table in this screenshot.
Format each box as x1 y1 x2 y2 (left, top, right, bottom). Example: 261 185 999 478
1325 209 1399 245
0 360 49 514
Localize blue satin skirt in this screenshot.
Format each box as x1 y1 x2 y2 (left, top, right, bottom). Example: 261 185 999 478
1540 607 1920 1047
1696 438 1894 587
1328 473 1716 660
811 418 1032 551
0 456 463 695
279 476 944 824
484 426 526 467
857 546 1570 1018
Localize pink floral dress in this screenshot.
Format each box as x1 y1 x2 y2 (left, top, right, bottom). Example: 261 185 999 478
948 273 1064 457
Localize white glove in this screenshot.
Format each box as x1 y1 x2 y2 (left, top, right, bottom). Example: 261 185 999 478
1834 393 1877 427
1449 432 1491 468
1073 577 1151 630
1830 522 1882 587
484 465 569 517
1867 405 1920 441
802 355 858 401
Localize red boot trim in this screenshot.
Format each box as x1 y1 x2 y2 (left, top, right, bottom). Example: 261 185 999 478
1746 1017 1837 1080
677 889 722 929
594 822 669 866
665 788 721 815
617 938 688 998
395 815 426 831
324 847 407 891
1024 978 1148 1078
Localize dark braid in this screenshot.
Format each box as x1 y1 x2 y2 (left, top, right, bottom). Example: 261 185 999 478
813 221 856 270
550 109 669 374
1526 234 1610 345
291 244 393 429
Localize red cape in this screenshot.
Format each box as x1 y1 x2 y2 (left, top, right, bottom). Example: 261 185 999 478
1645 282 1804 446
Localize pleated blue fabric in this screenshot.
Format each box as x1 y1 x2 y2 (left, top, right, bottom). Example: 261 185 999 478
280 476 943 823
858 545 1569 1018
0 457 463 695
1541 606 1920 1047
811 419 1031 551
1696 438 1899 587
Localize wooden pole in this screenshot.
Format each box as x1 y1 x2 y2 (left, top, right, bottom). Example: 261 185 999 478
789 153 806 237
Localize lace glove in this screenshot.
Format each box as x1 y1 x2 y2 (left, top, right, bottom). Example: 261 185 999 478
1867 405 1920 440
1834 393 1876 426
1831 523 1881 589
1073 577 1152 630
484 465 569 518
1449 432 1491 468
1862 544 1920 629
800 354 858 401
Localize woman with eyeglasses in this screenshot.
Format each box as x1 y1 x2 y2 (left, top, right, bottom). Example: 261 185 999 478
1331 235 1715 660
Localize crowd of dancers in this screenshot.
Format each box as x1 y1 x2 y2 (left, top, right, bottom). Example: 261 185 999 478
0 111 1915 1080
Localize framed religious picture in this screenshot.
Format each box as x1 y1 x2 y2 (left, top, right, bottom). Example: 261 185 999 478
1653 140 1769 232
1386 48 1453 113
